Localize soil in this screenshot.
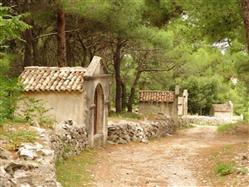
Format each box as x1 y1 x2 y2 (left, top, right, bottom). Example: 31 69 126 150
90 125 249 187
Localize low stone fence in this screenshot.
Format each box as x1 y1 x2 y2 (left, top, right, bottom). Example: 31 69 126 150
50 120 88 159
0 120 88 187
182 115 242 126
107 117 188 144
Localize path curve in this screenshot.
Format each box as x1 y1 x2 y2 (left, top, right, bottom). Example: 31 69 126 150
90 125 247 187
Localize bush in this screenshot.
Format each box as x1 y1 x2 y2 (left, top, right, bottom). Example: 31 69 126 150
0 78 23 123
215 162 234 176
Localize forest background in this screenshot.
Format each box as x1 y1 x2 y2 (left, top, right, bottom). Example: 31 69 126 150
1 0 249 122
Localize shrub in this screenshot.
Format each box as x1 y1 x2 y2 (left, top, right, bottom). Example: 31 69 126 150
215 162 234 176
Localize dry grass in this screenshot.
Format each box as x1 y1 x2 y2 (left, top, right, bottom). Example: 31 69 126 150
217 122 249 135
0 122 37 151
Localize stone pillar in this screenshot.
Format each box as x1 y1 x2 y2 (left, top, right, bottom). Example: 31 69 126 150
183 89 188 116
174 85 180 118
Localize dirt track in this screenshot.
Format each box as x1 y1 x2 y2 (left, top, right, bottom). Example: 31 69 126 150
90 125 248 187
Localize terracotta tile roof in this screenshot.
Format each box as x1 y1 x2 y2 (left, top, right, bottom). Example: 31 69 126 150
139 90 175 103
19 66 87 92
212 103 232 112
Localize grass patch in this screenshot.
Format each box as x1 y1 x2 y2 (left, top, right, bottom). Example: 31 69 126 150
215 162 235 176
56 149 97 187
109 112 143 121
217 123 235 133
0 123 37 151
217 122 249 134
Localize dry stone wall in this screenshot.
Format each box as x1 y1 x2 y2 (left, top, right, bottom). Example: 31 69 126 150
182 115 241 125
108 118 188 144
50 120 88 159
0 120 88 187
0 127 60 187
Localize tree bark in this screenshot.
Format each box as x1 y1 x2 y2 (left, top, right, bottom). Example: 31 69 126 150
127 70 142 112
241 0 249 52
57 9 67 66
121 81 127 112
113 38 123 113
23 28 33 67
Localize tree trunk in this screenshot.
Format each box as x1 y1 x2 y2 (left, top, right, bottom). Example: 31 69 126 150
57 9 67 66
23 28 33 67
121 81 127 112
127 70 142 112
241 0 249 52
113 38 123 113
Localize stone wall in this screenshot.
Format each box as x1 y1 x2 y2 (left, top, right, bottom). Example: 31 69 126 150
0 127 60 187
0 120 88 187
50 120 88 159
107 118 187 144
182 115 242 126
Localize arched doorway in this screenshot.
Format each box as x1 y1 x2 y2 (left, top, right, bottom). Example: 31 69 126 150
94 84 104 135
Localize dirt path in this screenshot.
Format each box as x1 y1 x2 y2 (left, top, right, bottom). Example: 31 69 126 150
90 125 248 187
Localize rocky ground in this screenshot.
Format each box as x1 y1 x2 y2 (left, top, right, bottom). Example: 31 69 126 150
89 125 249 187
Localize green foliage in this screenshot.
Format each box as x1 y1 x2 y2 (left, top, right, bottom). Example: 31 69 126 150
0 4 30 123
0 77 23 123
0 3 30 47
179 0 243 44
181 76 219 115
215 162 234 176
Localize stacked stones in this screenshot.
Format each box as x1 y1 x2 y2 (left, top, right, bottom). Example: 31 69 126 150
0 120 89 187
50 120 88 159
182 115 236 126
0 127 61 187
107 118 185 144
